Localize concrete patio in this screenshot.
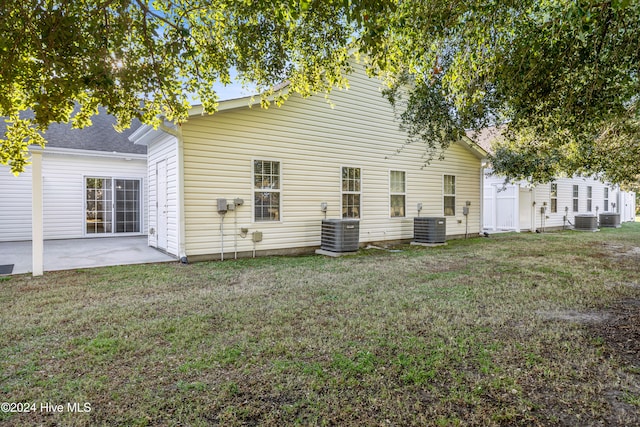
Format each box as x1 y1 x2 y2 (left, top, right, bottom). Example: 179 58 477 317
0 236 176 275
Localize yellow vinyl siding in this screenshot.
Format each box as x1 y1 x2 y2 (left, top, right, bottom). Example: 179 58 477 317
182 63 483 257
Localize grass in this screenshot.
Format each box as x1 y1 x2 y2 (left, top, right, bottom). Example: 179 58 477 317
1 224 640 426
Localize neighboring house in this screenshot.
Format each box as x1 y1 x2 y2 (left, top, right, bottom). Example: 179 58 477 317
473 128 636 233
130 61 487 261
0 110 148 242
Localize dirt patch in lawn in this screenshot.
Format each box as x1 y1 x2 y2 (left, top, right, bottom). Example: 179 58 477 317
588 298 640 425
539 298 640 425
598 242 640 259
590 299 640 368
536 309 611 323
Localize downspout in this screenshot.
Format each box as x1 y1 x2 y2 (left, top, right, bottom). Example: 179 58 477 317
160 122 188 263
531 187 537 232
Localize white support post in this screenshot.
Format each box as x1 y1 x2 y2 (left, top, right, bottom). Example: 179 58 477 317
31 150 44 276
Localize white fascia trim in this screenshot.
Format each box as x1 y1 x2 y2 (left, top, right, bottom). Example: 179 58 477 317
129 124 155 145
130 120 179 145
457 136 488 160
189 84 291 117
129 124 171 146
29 145 146 161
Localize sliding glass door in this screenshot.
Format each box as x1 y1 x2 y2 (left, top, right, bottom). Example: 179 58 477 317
86 177 141 235
114 179 140 233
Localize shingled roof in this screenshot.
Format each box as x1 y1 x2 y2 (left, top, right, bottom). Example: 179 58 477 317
1 107 146 155
466 127 504 155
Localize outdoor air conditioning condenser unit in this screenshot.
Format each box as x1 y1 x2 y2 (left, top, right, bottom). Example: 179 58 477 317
320 219 360 252
574 214 598 231
599 212 621 228
413 217 446 244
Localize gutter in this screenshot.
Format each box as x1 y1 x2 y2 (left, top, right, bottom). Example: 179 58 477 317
29 145 146 161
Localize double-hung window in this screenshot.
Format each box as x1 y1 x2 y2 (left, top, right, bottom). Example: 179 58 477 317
342 167 361 218
390 170 406 217
604 187 609 211
587 186 593 212
444 175 456 216
550 183 558 213
254 160 280 221
572 185 579 212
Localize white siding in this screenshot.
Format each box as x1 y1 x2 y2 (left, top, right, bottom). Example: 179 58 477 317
483 172 630 232
0 165 33 241
533 177 610 230
181 63 484 258
0 152 147 241
147 134 179 256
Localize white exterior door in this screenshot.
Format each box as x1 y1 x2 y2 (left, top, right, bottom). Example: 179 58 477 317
518 188 533 231
156 160 168 250
85 177 142 235
620 191 637 222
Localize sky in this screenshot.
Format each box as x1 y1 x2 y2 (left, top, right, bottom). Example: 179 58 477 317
186 74 258 106
182 79 254 106
210 81 256 102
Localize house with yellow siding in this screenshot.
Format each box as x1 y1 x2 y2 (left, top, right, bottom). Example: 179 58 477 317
130 62 487 262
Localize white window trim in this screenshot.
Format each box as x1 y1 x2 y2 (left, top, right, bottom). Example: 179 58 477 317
340 165 362 219
550 182 558 213
83 175 145 237
586 186 593 212
389 169 407 218
443 174 456 216
252 158 283 223
572 184 579 212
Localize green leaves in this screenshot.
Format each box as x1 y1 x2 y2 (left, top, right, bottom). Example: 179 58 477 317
380 0 640 185
1 115 45 176
0 0 375 173
2 0 639 184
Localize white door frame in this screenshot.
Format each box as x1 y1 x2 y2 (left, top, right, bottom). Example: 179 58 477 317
518 187 533 232
156 160 168 251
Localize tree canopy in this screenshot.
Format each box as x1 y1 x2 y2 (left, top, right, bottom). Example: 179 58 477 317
377 0 640 185
1 0 639 186
0 0 394 173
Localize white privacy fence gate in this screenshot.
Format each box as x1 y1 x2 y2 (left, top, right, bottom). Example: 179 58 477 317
483 184 520 231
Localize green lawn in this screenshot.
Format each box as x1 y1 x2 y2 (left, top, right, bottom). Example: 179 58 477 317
1 224 640 426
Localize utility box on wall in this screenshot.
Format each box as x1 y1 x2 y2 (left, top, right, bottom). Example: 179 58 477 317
320 219 360 252
413 217 447 244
